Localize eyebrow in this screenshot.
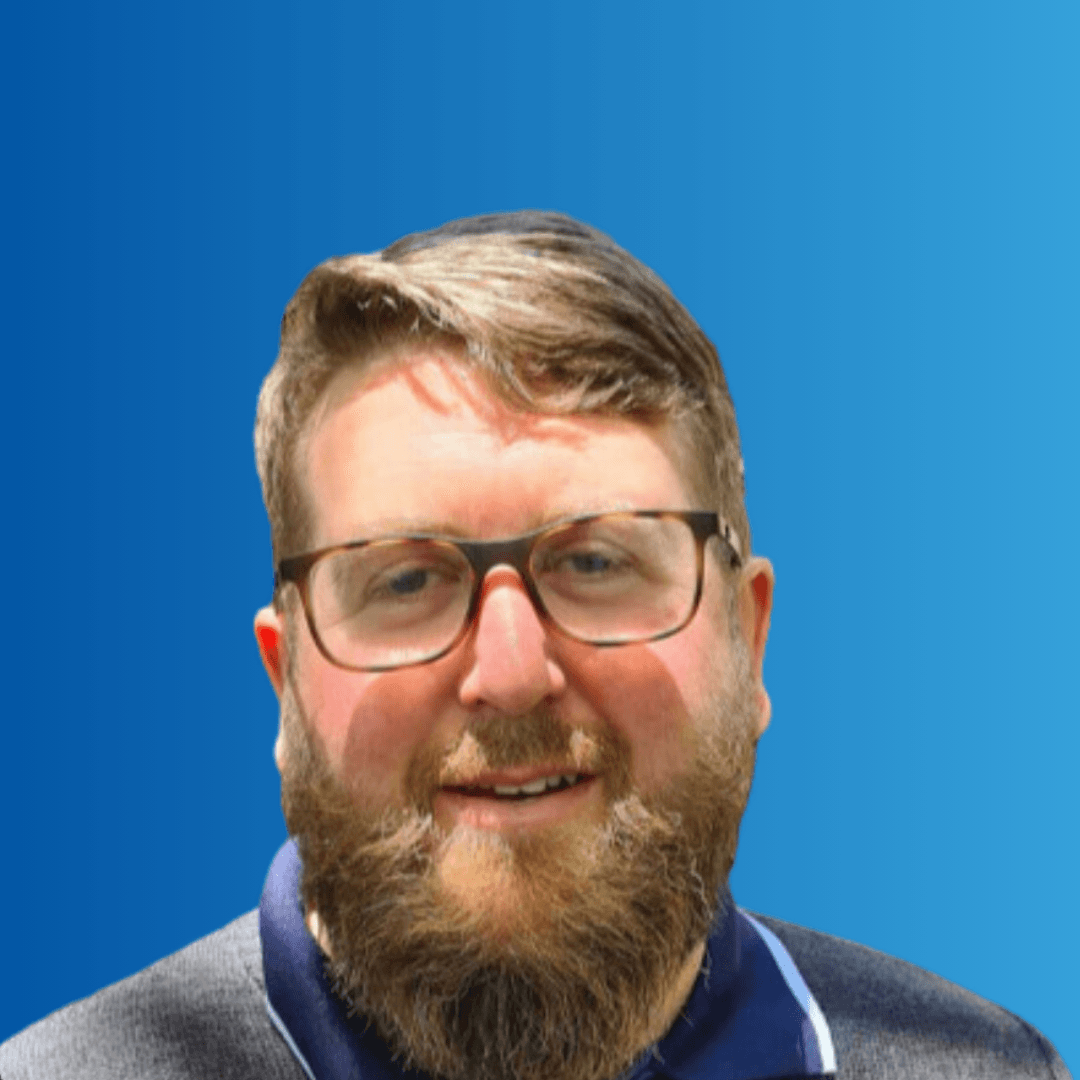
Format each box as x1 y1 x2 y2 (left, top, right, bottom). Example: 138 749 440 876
350 519 475 539
335 502 648 543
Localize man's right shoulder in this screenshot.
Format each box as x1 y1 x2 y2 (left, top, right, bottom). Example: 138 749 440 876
0 911 306 1080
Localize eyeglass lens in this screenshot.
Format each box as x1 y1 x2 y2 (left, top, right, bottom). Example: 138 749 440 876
307 515 700 670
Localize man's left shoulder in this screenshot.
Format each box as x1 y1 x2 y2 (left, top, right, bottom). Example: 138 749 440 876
749 912 1070 1079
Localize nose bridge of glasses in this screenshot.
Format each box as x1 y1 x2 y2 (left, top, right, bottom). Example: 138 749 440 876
458 533 537 585
458 533 549 616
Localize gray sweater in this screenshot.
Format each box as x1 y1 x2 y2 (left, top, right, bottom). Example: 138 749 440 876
0 911 1069 1079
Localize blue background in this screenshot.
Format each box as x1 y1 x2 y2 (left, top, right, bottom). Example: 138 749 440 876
2 1 1076 1069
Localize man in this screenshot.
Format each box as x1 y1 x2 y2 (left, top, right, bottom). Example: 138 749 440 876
1 212 1069 1079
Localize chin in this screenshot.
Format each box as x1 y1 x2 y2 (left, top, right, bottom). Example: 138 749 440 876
432 820 591 943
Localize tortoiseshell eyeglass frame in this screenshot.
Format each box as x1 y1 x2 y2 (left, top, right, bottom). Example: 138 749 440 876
274 509 743 673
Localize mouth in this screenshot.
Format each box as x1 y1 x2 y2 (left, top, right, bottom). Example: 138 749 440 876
434 771 600 831
442 772 589 801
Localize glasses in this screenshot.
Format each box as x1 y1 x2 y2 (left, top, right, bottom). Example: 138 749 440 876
275 510 742 673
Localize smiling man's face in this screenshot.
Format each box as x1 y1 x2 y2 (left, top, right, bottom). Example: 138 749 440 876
255 345 774 1080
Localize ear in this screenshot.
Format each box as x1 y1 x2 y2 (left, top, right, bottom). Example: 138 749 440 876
254 605 286 698
737 556 775 737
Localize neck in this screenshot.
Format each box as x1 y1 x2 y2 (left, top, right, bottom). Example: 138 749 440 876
306 907 334 957
637 939 706 1049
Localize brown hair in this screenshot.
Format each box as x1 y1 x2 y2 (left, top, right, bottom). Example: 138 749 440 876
254 211 748 570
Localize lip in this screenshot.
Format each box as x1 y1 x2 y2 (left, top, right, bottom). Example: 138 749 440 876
434 775 601 832
441 762 589 789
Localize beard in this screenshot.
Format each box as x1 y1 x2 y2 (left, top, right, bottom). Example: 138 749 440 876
278 651 760 1080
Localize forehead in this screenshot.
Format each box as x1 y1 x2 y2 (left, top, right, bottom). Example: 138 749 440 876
301 347 699 545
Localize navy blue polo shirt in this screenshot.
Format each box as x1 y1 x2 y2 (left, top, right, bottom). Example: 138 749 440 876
261 841 836 1080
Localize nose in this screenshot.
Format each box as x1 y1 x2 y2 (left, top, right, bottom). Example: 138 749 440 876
457 566 567 713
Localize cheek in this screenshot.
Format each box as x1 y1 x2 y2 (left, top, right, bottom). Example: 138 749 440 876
574 631 719 792
299 647 456 804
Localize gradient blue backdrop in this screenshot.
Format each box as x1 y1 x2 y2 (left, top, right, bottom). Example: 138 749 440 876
2 1 1077 1069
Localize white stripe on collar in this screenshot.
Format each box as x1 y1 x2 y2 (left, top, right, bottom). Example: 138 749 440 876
265 993 319 1080
739 911 837 1074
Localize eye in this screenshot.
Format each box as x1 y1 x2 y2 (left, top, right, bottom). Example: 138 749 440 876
537 543 636 584
565 550 617 574
367 559 461 604
385 567 432 596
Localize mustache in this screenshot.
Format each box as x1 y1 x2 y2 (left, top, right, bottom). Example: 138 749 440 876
404 711 632 810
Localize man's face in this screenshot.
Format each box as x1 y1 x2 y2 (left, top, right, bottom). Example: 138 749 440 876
255 346 774 1080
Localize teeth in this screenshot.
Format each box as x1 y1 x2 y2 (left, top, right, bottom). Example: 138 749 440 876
489 774 581 798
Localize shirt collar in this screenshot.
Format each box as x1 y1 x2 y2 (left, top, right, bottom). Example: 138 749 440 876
260 840 835 1080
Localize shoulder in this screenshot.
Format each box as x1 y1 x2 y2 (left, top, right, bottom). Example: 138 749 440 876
749 912 1071 1079
0 911 305 1080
